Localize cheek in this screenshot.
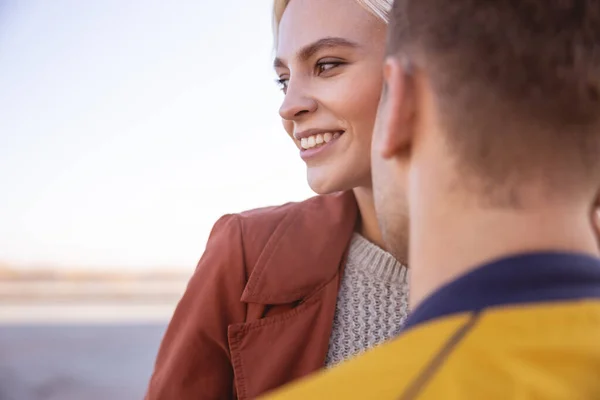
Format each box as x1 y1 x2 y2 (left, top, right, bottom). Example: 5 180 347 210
335 74 383 142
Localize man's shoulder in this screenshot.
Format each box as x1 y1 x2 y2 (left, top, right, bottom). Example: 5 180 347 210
260 313 470 399
261 301 600 400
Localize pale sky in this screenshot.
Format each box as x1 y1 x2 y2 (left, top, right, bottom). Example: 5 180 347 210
0 1 314 270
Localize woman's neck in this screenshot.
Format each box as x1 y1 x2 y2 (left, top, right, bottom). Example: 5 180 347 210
352 186 386 250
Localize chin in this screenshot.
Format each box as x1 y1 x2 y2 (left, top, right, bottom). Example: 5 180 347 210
305 167 342 194
306 166 365 195
307 178 341 195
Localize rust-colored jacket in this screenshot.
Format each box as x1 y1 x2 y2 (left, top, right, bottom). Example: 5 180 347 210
146 191 358 400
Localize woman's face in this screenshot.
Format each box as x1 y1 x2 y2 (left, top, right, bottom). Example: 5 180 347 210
275 0 387 194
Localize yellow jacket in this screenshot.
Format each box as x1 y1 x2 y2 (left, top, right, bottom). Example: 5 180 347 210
262 252 600 399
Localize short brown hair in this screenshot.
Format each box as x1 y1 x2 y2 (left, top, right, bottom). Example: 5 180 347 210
388 0 600 204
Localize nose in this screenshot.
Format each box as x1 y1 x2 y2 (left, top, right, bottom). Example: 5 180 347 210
278 81 318 121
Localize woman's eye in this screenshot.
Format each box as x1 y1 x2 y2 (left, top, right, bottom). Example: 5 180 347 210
316 62 341 74
275 78 289 93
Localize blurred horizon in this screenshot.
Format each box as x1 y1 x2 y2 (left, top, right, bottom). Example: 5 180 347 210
0 259 194 273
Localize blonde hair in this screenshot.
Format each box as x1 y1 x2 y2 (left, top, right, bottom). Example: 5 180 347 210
272 0 393 43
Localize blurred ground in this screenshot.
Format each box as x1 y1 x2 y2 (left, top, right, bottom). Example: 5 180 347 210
0 267 188 400
0 324 167 400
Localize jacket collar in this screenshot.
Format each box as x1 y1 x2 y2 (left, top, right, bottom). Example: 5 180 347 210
241 191 358 304
403 251 600 330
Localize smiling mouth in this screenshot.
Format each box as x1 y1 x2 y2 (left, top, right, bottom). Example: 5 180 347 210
300 131 344 150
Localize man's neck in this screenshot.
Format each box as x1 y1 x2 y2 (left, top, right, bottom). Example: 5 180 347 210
352 186 387 251
409 201 600 308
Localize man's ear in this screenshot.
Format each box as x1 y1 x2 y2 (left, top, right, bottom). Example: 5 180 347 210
378 57 415 160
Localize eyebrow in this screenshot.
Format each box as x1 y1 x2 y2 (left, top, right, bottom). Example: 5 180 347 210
273 37 360 69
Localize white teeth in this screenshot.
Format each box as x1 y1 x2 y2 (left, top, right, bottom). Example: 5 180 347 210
299 131 342 149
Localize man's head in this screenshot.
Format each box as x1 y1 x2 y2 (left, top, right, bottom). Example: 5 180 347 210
372 0 600 255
